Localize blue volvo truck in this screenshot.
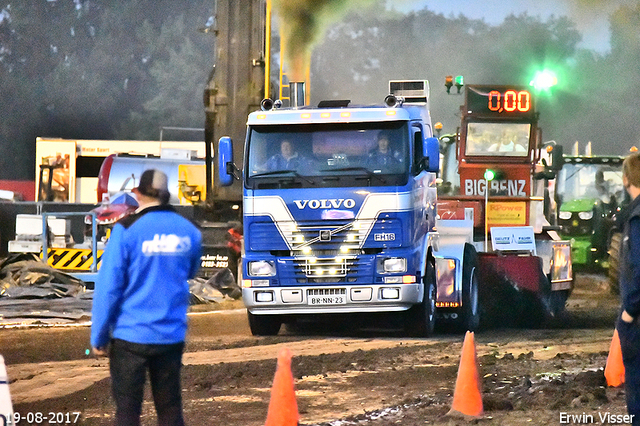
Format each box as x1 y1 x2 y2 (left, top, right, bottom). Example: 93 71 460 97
218 80 480 336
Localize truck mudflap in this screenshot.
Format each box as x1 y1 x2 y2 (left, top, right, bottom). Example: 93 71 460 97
477 252 556 327
243 283 422 315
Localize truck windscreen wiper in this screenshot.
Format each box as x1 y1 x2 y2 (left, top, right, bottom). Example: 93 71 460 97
320 167 386 184
251 169 314 184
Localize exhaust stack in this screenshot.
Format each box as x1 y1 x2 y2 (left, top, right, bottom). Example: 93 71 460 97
289 82 305 108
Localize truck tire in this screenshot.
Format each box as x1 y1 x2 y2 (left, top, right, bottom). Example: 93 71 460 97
460 243 480 332
608 232 622 294
549 288 570 318
404 257 436 337
247 311 281 336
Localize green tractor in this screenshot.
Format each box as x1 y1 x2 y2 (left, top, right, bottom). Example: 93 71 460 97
555 154 626 272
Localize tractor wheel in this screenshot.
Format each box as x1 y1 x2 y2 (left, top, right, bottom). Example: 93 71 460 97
460 243 480 332
608 232 622 294
247 311 281 336
404 257 436 337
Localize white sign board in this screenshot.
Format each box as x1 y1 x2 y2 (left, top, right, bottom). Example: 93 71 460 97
490 226 536 255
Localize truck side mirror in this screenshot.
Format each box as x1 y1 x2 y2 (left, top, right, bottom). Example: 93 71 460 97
423 136 440 173
218 136 235 186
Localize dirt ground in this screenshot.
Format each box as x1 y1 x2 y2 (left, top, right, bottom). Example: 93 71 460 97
3 273 630 425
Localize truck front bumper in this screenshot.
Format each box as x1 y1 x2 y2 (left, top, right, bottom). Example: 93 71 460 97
243 283 422 315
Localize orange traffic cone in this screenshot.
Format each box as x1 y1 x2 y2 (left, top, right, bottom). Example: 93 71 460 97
265 347 299 426
605 328 625 387
446 331 483 419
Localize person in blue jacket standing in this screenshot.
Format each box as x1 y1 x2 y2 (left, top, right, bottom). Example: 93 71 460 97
91 169 202 426
617 152 640 426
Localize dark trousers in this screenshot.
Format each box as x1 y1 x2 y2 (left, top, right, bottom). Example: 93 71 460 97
618 317 640 426
109 338 186 426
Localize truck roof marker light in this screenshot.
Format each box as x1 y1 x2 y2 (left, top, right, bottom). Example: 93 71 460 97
257 114 266 120
436 302 460 308
321 112 330 118
386 110 397 116
301 113 311 119
340 112 351 118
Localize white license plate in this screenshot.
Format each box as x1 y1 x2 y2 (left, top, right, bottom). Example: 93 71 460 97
308 295 347 305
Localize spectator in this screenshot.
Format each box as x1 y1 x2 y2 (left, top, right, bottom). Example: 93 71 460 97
616 152 640 426
91 169 202 426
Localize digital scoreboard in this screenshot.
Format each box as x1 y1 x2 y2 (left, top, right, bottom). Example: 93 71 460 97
465 85 536 117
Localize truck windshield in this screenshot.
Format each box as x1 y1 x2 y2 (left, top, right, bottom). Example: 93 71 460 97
557 163 625 205
465 122 531 157
246 121 409 186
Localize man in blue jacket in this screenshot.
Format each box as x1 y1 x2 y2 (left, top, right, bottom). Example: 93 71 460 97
91 169 202 426
617 152 640 426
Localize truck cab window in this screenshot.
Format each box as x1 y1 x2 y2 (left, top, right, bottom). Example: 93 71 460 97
465 122 530 157
246 122 410 187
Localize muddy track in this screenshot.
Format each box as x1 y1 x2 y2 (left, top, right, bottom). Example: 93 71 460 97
4 273 627 425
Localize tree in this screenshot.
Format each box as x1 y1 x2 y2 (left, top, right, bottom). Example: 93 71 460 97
0 0 215 179
116 18 212 140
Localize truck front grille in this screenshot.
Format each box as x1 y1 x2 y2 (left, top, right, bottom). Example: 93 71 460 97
293 255 356 278
275 251 376 285
289 220 364 251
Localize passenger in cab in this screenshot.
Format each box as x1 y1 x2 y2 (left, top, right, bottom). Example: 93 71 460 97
266 140 308 171
368 133 403 167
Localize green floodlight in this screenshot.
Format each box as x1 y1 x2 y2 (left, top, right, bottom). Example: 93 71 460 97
484 169 496 181
530 70 558 91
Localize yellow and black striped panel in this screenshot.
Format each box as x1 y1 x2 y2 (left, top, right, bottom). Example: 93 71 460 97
41 248 104 271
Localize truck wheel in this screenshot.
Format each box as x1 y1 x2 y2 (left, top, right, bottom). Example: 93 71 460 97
404 258 436 337
460 243 480 332
608 232 622 294
247 311 281 336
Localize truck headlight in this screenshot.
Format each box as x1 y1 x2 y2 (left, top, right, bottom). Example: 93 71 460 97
578 211 593 220
558 211 572 220
382 257 406 273
248 260 276 276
